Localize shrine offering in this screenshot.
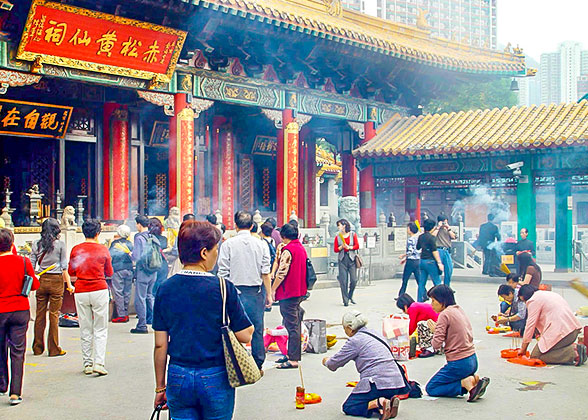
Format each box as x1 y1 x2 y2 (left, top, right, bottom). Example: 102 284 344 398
295 386 305 410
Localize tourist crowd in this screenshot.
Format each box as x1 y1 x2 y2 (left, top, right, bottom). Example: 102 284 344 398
0 209 585 420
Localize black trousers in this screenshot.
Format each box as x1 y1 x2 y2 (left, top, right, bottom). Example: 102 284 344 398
0 310 29 396
279 296 303 362
338 254 358 305
342 383 409 418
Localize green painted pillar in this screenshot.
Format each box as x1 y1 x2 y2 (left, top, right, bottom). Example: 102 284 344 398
516 158 536 244
555 177 573 272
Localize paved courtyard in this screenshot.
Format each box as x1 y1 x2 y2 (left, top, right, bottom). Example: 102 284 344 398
2 278 587 420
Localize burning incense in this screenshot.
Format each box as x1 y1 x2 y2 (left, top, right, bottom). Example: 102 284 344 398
37 264 57 277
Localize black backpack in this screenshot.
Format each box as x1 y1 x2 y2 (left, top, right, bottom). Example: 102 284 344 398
306 258 317 290
263 238 277 268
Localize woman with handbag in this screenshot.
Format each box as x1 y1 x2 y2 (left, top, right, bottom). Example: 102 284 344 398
30 218 74 357
0 228 40 405
322 311 409 419
152 221 253 420
334 219 360 306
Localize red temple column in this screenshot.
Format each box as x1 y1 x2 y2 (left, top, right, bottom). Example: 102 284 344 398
220 125 235 230
277 108 298 226
359 121 377 227
305 134 317 228
405 176 421 222
342 152 358 197
103 102 129 220
169 93 195 215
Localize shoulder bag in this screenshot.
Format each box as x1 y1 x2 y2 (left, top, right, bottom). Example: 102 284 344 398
219 277 262 388
359 330 422 398
351 233 364 269
21 257 34 297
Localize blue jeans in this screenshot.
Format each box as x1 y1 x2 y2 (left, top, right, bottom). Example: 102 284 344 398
135 269 156 330
426 353 478 397
418 259 441 302
398 259 420 297
236 286 266 369
343 382 409 418
438 248 453 287
166 364 235 420
147 264 169 324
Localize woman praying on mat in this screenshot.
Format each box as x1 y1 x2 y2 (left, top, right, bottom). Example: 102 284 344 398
323 311 408 420
425 285 489 402
396 293 438 357
517 253 542 289
517 285 586 366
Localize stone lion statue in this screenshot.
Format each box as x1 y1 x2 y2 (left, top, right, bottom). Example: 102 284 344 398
165 206 181 230
339 196 361 231
61 206 76 227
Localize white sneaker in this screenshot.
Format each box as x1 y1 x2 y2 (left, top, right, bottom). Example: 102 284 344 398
9 396 22 405
93 364 108 376
83 365 93 375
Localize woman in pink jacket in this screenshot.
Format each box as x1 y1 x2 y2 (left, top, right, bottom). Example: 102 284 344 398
517 284 586 366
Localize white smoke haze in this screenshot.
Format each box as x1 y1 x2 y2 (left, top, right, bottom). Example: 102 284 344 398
452 185 512 224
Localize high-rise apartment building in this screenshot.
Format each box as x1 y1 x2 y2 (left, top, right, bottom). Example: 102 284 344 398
540 42 587 104
349 0 497 49
341 0 365 12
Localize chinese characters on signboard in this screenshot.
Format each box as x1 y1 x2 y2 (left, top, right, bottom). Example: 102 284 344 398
0 99 72 138
17 0 187 82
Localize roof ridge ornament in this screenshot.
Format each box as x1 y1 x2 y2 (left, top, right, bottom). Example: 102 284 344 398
322 0 342 17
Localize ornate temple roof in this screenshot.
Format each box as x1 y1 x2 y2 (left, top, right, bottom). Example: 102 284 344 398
354 100 588 158
316 145 342 178
185 0 526 75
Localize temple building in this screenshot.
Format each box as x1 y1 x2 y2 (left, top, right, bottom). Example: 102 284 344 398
354 100 588 271
0 0 525 233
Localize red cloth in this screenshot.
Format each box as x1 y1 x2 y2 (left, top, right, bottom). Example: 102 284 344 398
275 239 308 301
0 255 39 313
407 302 439 335
334 233 360 253
68 242 114 293
11 244 17 255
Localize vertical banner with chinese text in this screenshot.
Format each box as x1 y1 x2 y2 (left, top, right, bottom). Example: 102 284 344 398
221 130 235 230
284 121 299 223
176 108 194 215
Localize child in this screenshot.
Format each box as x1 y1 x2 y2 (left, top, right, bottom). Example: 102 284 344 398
397 223 420 297
425 285 489 402
494 284 527 335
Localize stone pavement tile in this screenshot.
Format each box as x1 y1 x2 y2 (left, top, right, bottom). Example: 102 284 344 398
1 280 587 419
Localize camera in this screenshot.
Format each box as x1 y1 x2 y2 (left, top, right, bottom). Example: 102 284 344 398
505 161 523 170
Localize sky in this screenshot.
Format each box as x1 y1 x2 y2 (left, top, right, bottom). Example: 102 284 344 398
497 0 588 61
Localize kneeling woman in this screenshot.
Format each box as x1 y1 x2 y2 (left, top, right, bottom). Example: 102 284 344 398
323 311 408 419
425 285 489 402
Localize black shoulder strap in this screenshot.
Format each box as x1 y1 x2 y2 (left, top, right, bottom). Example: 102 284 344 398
358 330 410 387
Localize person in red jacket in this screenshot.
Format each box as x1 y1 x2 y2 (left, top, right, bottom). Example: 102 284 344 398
334 219 360 306
272 223 308 369
68 219 113 376
0 228 40 405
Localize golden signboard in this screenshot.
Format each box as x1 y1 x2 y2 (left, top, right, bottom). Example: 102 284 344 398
16 0 187 82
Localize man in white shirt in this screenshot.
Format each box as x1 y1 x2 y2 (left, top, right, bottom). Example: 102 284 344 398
218 211 272 369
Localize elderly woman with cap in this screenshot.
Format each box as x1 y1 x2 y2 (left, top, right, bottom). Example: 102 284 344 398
109 225 134 323
322 311 408 420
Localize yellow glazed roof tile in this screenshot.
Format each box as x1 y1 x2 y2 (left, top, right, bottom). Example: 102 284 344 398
353 100 588 158
201 0 525 75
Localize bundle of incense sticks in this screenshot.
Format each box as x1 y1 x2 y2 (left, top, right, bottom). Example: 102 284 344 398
570 279 588 299
37 264 57 277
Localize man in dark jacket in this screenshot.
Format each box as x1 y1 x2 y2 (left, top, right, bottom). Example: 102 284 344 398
109 225 134 323
478 214 501 276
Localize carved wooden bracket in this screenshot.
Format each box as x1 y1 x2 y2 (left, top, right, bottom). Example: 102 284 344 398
0 70 42 94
